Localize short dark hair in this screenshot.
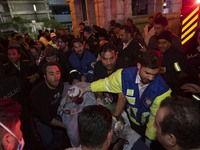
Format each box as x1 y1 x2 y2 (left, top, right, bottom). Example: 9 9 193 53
15 35 23 41
154 16 168 27
99 43 117 55
158 30 172 43
126 18 133 24
72 38 82 45
78 105 112 149
159 96 200 149
120 25 132 34
114 23 121 28
42 61 60 75
7 46 21 55
149 16 154 19
44 46 57 57
79 22 85 26
30 45 39 52
83 26 92 34
64 28 70 31
138 50 162 69
0 98 21 139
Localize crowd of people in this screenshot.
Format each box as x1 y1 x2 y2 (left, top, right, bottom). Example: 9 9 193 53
1 12 200 150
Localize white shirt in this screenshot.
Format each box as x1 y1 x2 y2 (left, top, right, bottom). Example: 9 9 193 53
123 38 133 50
135 71 149 98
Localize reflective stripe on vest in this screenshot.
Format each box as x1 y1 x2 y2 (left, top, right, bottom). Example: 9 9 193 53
174 62 181 72
192 94 200 101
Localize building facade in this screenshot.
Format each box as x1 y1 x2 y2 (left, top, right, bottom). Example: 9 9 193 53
66 0 182 36
0 0 51 23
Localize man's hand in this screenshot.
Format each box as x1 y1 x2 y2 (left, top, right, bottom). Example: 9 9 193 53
51 118 66 129
181 83 200 94
27 74 39 84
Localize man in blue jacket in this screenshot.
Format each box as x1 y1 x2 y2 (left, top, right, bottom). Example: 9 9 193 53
69 38 96 83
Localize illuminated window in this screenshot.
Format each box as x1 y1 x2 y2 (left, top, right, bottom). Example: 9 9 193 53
132 0 148 16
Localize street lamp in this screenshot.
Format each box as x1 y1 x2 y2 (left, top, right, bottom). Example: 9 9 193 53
33 4 37 19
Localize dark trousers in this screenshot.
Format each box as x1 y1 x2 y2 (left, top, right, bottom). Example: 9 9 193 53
35 116 63 150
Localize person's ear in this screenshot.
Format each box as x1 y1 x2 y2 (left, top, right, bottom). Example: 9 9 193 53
167 133 177 147
44 74 46 80
2 133 16 150
137 63 141 70
107 129 113 143
115 53 118 59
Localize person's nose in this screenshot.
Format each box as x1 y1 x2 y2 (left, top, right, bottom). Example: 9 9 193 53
147 74 154 81
107 59 111 64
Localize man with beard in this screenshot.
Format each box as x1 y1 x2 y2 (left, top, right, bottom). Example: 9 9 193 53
117 25 141 68
147 16 182 52
31 62 66 150
93 43 120 106
69 38 96 83
78 51 171 147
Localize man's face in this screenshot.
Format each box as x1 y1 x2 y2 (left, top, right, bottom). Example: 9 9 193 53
119 29 130 43
73 42 84 56
154 107 170 149
30 48 39 59
154 24 164 36
79 25 84 30
149 18 154 27
101 51 117 71
158 39 171 53
64 30 70 36
126 21 132 27
114 27 120 34
8 49 21 64
137 63 159 85
84 31 90 39
59 30 64 36
44 65 61 89
58 38 65 50
37 42 42 49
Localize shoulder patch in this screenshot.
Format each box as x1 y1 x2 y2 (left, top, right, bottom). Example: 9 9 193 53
143 97 153 107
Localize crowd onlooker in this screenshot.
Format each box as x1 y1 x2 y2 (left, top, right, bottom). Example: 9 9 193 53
1 13 200 150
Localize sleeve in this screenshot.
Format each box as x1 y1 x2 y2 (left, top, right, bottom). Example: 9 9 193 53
147 36 158 50
86 54 96 82
174 37 183 52
145 89 172 140
91 69 123 93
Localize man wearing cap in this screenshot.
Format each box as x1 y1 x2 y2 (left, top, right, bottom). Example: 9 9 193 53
83 26 99 57
158 30 186 93
49 32 59 49
148 16 182 52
